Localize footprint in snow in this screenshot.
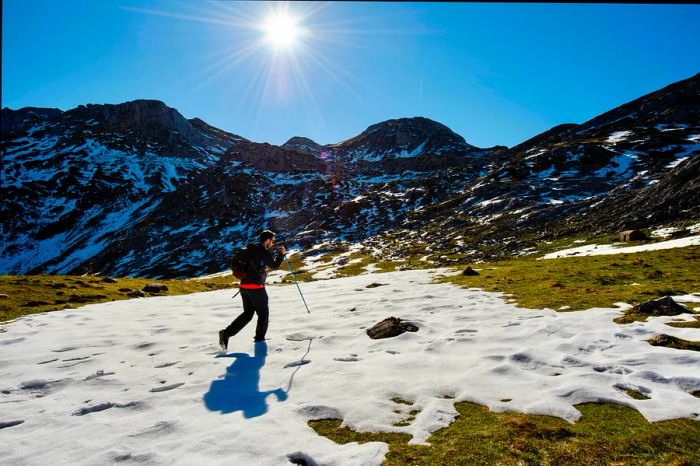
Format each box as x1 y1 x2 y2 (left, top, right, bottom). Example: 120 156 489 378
284 360 311 368
150 383 185 393
0 420 25 429
83 371 116 381
134 343 155 350
286 333 315 342
287 451 318 466
502 322 521 327
593 365 633 375
58 360 90 368
154 362 179 368
63 356 90 362
333 355 361 362
455 328 478 334
52 346 78 353
72 401 139 416
37 359 58 365
19 379 67 395
0 337 25 345
128 421 177 438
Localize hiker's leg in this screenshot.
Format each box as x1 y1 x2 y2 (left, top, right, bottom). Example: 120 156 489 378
251 289 269 341
224 290 255 338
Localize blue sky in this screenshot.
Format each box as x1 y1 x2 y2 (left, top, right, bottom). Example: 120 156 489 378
3 1 700 148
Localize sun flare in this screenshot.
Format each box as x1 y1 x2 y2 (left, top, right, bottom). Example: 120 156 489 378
262 12 301 49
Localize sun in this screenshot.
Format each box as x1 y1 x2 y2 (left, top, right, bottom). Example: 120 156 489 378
262 12 301 49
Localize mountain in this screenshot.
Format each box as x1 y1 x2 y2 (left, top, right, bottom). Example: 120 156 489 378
2 73 699 277
380 72 700 261
281 136 325 156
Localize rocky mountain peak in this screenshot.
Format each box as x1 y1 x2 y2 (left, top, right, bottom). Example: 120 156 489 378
65 99 197 140
1 106 64 133
330 116 478 164
282 136 325 156
51 99 246 156
357 116 468 147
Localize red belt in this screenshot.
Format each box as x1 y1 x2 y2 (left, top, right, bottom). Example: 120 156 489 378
240 284 265 289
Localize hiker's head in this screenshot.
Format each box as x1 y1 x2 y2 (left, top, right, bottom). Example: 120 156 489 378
260 230 276 248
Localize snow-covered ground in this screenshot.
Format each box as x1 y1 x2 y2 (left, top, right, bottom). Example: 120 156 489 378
1 269 699 465
541 235 700 259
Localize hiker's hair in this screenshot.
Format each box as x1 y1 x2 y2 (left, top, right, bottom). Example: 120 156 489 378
259 230 276 242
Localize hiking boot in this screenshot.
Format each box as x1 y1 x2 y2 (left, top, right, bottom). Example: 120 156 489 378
219 330 228 352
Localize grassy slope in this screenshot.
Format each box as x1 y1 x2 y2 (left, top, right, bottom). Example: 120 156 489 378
0 274 234 323
311 402 700 465
441 245 700 313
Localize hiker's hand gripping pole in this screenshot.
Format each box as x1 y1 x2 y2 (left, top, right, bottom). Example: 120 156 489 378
284 257 310 314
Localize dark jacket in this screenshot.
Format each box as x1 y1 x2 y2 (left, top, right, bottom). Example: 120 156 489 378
240 242 285 286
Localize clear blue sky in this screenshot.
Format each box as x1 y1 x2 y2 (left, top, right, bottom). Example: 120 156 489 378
3 1 700 148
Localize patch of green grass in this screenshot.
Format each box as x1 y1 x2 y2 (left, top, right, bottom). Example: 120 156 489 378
279 253 317 283
440 246 700 312
309 402 700 465
625 389 651 400
667 316 700 328
375 260 399 273
396 408 421 427
310 418 413 447
648 334 700 352
0 274 234 322
335 252 376 278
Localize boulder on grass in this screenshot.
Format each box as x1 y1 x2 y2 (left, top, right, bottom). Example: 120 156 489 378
620 229 648 242
101 277 118 284
366 317 419 340
632 296 689 317
127 290 146 298
143 283 168 293
462 266 479 276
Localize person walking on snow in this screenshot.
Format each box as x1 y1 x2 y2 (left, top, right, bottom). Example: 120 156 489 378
219 230 287 352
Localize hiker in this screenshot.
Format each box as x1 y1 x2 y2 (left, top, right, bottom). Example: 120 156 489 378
219 230 287 351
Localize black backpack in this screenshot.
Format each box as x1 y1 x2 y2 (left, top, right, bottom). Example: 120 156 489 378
230 245 254 280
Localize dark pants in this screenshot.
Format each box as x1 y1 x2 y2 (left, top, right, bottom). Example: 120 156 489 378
224 288 269 341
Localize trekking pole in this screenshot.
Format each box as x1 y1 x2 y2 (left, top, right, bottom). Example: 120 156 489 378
231 290 240 299
284 257 310 314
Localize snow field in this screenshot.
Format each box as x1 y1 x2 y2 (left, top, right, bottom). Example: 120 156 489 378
541 235 700 259
0 269 698 465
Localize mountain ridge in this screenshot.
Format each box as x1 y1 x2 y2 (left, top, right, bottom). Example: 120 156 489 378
2 73 698 277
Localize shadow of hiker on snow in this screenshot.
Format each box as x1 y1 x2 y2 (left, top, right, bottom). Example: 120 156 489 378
203 341 287 418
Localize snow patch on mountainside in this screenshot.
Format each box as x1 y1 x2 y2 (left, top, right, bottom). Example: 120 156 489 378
541 236 700 259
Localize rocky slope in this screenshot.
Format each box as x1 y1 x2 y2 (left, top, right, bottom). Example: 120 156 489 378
1 74 698 277
372 73 700 262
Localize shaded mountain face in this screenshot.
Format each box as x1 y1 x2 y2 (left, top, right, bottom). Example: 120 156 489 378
2 73 699 277
326 117 493 175
1 103 492 276
379 73 700 261
282 136 324 156
1 100 245 276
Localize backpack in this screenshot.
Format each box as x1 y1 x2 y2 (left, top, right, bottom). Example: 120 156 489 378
229 245 254 280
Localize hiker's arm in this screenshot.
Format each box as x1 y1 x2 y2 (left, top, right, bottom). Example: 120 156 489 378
263 248 285 270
